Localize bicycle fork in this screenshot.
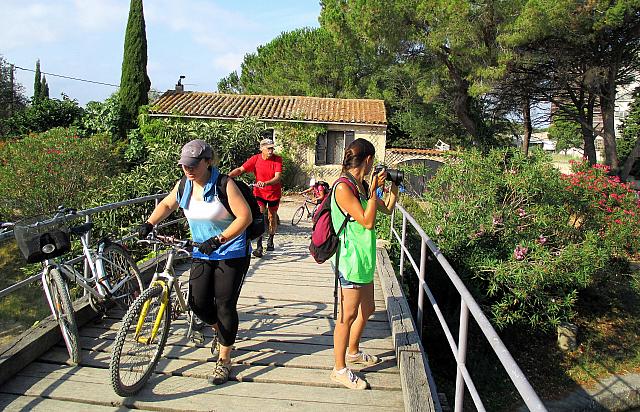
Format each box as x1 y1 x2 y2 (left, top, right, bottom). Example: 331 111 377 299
134 280 169 344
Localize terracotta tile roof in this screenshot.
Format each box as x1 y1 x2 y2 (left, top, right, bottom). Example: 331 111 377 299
150 91 387 126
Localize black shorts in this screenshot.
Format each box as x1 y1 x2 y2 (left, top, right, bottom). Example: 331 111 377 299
255 196 280 210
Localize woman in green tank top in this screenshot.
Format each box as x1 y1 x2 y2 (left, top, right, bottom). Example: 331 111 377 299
329 138 399 390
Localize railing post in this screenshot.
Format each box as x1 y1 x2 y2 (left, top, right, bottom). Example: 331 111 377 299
454 300 470 412
417 239 427 339
399 213 407 282
83 214 91 287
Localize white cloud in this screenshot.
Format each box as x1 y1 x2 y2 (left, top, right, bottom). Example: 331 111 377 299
212 52 245 73
0 2 66 49
74 0 128 31
146 0 255 53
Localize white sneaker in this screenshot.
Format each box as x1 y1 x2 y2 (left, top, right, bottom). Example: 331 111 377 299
346 351 380 366
330 368 367 390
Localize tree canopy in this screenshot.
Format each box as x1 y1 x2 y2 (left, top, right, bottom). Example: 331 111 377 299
119 0 151 138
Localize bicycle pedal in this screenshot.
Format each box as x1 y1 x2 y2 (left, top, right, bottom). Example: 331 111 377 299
190 330 205 347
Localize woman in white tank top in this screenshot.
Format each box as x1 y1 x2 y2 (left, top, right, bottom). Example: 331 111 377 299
137 139 252 385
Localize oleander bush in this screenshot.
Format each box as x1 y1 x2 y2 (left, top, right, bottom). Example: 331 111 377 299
410 148 639 331
0 127 121 221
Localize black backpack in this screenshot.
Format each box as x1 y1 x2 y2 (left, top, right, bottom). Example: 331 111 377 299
178 174 265 240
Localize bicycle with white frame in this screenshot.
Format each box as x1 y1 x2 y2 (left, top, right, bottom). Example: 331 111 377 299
12 206 144 364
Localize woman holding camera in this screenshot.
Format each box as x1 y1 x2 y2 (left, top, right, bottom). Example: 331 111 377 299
330 138 399 389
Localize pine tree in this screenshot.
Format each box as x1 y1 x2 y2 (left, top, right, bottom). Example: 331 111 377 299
33 59 42 104
41 75 49 100
119 0 150 138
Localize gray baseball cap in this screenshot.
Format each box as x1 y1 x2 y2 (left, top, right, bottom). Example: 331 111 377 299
178 139 212 167
260 138 275 148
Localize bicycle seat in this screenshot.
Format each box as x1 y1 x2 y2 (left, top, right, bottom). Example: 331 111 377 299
69 222 93 236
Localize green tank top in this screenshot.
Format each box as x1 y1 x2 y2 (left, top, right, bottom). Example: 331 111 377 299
330 181 376 284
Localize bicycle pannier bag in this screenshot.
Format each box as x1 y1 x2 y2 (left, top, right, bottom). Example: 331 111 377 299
14 220 71 263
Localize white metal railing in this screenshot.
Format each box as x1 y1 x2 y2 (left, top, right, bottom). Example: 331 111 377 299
0 194 172 299
390 203 547 412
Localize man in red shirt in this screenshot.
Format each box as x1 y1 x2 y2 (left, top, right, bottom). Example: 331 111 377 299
229 138 283 257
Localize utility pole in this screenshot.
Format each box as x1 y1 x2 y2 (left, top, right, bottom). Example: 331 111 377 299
9 64 15 116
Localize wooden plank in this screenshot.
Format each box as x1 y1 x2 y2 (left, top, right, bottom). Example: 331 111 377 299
41 347 402 390
79 323 395 350
1 362 404 411
66 335 399 374
376 245 438 412
84 315 394 343
0 394 156 411
78 328 397 362
239 282 387 304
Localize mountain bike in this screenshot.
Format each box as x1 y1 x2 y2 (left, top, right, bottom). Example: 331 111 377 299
12 206 143 364
109 233 203 397
291 194 320 226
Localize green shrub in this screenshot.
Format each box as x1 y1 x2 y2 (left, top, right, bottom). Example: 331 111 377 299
411 148 638 331
80 93 122 139
1 96 84 138
0 128 121 220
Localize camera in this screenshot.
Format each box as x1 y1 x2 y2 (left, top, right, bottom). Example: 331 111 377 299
373 164 404 185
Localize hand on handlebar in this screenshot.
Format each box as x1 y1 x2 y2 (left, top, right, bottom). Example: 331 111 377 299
138 222 154 239
198 236 222 255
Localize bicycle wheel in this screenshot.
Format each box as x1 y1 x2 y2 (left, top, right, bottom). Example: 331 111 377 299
110 284 171 397
99 243 143 309
291 206 305 226
45 268 81 365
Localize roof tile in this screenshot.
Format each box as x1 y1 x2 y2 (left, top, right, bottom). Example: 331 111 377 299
150 91 386 125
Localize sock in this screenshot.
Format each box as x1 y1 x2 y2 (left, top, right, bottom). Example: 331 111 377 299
347 351 360 358
335 367 348 374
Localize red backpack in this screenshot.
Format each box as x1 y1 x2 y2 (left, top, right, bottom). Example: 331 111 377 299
309 177 356 264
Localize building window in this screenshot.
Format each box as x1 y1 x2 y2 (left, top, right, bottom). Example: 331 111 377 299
261 128 275 141
315 131 355 165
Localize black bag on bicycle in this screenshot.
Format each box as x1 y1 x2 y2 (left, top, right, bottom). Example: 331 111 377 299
178 174 265 240
14 217 71 263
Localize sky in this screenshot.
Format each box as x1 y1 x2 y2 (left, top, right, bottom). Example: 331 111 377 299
1 0 322 106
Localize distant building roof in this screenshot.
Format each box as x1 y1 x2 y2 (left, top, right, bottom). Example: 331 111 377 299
150 91 387 127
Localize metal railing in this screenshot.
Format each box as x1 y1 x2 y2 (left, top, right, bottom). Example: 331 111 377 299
390 203 547 412
0 194 169 299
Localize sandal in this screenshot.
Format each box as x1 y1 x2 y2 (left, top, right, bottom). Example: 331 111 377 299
208 359 232 385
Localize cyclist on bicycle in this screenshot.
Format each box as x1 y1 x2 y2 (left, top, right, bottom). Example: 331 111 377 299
137 139 252 385
228 138 282 258
300 178 329 205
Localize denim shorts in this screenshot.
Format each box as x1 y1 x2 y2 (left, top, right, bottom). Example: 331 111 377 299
338 273 371 289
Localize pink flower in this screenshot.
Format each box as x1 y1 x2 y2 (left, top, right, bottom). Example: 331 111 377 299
514 245 528 261
538 235 547 245
492 215 503 226
518 208 526 218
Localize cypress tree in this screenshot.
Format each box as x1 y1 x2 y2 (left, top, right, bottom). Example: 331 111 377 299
41 75 49 100
33 59 42 104
119 0 151 138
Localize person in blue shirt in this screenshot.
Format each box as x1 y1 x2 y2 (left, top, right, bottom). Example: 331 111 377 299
137 139 251 385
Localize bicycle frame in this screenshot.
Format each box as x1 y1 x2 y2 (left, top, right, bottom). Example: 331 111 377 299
41 234 136 305
134 239 192 345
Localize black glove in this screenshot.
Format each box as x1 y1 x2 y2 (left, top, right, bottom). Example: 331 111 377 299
199 236 222 255
138 222 154 239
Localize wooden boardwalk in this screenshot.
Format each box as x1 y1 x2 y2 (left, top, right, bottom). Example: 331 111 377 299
0 214 417 411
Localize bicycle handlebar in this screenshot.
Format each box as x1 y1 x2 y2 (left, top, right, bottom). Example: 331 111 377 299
138 233 199 254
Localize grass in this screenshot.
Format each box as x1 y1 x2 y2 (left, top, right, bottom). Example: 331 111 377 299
0 241 51 346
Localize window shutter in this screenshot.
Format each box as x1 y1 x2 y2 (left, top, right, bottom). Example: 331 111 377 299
344 131 355 148
315 134 327 165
